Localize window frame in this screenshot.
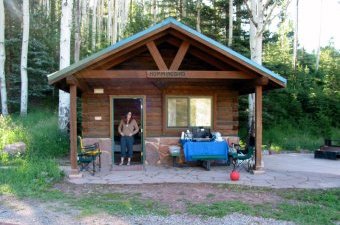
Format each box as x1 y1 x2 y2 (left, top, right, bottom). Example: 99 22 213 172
165 95 213 128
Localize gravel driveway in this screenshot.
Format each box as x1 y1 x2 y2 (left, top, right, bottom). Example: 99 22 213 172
0 195 294 225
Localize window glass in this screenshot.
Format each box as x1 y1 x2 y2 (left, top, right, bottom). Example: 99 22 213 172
167 98 188 127
190 98 212 126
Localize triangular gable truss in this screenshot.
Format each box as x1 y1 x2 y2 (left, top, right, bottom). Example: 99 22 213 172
48 18 286 92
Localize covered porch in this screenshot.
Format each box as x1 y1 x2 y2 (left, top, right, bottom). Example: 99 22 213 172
48 18 286 175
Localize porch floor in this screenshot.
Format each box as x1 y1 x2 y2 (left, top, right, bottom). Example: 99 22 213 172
63 153 340 189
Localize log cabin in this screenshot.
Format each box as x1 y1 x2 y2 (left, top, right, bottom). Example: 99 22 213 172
48 18 286 174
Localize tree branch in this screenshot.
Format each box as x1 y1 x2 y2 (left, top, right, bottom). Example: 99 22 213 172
243 0 258 28
259 0 292 34
263 0 273 10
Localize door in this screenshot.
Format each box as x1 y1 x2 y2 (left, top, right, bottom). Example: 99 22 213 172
111 97 144 165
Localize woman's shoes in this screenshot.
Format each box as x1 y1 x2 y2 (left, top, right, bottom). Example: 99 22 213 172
127 162 130 166
119 161 124 166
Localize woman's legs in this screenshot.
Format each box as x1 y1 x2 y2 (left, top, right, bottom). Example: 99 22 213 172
126 137 134 165
120 136 127 165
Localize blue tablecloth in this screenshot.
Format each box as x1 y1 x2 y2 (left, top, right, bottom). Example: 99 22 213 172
182 141 229 162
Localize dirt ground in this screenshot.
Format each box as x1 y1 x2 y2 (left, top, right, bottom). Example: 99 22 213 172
54 181 282 212
0 181 290 225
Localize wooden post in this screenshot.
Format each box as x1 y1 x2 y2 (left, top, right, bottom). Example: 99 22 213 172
70 84 78 172
255 85 263 170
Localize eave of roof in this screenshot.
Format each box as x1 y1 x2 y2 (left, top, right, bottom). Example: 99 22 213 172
48 17 287 87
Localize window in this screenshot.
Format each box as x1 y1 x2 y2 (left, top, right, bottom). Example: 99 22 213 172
167 97 212 127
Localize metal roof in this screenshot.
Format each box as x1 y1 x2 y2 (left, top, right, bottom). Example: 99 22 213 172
48 17 287 86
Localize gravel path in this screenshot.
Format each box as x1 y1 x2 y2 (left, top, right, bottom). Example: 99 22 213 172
0 195 294 225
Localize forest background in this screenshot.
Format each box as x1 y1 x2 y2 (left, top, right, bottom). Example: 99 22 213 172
1 0 339 151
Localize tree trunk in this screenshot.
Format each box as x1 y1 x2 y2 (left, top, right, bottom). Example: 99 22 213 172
108 0 113 42
228 0 233 46
152 0 157 24
91 0 98 51
196 0 201 32
59 0 73 130
292 0 298 71
97 0 102 49
180 0 186 19
74 0 81 63
315 0 323 72
0 0 8 115
248 0 264 136
20 0 30 116
112 0 118 44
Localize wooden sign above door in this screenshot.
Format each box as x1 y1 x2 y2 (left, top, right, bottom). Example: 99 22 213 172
146 71 186 78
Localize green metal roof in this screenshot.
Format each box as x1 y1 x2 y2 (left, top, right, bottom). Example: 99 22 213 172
48 17 287 86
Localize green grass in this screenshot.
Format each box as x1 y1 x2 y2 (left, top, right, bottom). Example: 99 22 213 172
66 192 169 216
0 158 63 197
187 188 340 225
0 108 68 197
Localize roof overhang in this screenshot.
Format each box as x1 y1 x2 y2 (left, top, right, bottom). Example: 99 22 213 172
48 18 287 93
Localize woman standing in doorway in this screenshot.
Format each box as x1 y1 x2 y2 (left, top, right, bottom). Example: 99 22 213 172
118 111 139 165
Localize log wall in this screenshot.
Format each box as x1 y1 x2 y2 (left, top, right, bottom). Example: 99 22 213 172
82 81 238 138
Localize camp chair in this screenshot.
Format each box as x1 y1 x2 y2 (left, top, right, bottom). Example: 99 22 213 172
77 136 101 175
230 144 255 172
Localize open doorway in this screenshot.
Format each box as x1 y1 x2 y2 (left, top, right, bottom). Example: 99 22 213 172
111 97 144 166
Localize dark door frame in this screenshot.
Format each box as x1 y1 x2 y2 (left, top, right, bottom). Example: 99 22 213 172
109 95 146 165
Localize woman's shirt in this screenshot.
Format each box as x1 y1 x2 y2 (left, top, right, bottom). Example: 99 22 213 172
118 119 139 136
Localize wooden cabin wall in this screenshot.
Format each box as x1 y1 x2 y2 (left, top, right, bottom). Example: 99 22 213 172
82 82 238 138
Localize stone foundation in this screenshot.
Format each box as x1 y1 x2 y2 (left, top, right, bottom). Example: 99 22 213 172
82 136 240 167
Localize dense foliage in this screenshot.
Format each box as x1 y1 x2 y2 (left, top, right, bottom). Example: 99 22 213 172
1 0 339 150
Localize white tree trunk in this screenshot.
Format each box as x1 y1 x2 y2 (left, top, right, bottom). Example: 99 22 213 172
112 0 118 44
196 0 201 32
119 0 130 38
248 0 264 133
152 0 157 24
292 0 298 70
182 0 186 18
0 0 8 115
97 0 102 48
315 0 323 72
91 0 98 51
20 0 30 116
228 0 233 46
59 0 73 130
108 0 113 42
74 0 81 62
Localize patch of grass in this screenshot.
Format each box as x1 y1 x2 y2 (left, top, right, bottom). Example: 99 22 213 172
186 188 340 225
206 193 215 199
0 108 68 198
263 122 324 151
67 192 169 216
0 158 63 197
187 200 256 217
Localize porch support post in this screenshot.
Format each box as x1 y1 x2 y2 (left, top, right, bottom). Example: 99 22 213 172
70 84 78 173
255 85 263 170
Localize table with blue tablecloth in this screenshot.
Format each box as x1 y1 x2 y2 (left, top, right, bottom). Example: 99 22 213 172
181 140 229 170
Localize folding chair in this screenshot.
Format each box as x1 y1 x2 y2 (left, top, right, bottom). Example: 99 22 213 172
77 136 101 175
230 145 255 172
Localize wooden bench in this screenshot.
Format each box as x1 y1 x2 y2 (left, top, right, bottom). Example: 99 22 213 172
315 139 340 160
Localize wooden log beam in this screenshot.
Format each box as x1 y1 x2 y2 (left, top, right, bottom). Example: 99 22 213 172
67 75 89 92
146 41 168 70
169 41 190 70
255 85 263 170
70 84 78 172
166 37 229 71
77 70 253 79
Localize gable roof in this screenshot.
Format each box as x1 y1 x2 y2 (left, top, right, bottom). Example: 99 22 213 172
48 17 287 87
